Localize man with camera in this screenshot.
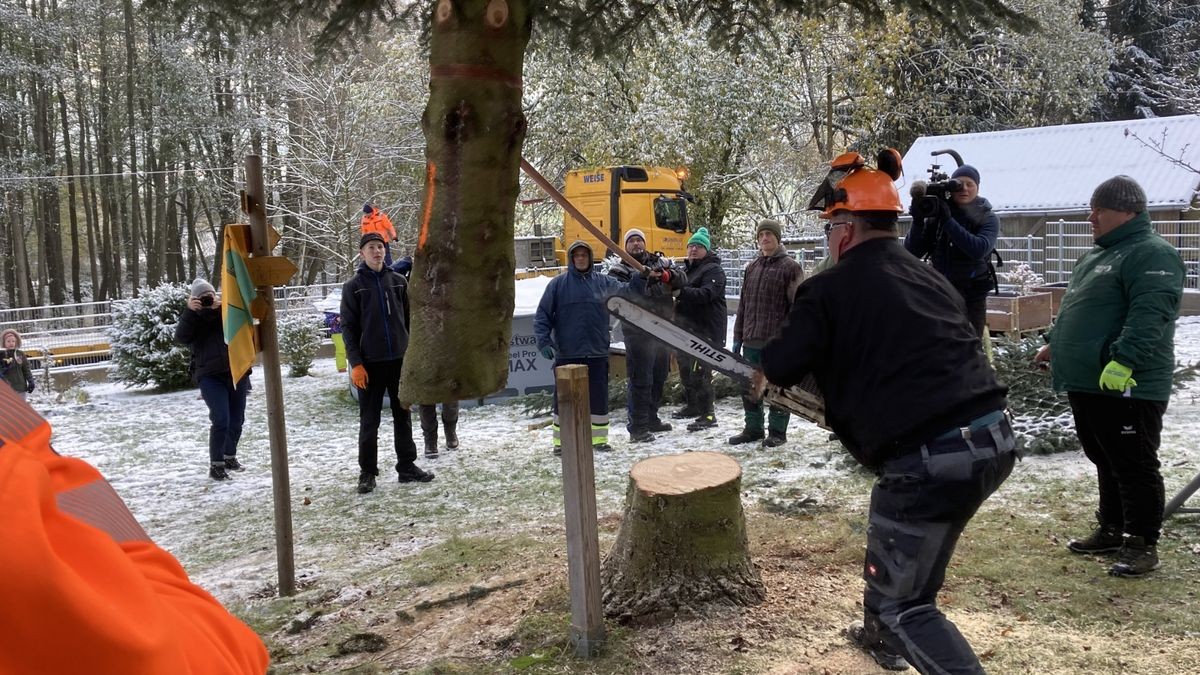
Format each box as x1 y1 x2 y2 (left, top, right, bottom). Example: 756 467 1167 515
759 149 1015 673
608 229 687 442
175 278 251 482
905 164 1000 337
1035 175 1183 577
341 232 434 493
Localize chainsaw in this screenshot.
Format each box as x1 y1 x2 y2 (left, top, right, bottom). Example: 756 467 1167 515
606 295 826 427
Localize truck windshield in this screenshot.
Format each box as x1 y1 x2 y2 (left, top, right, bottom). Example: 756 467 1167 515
654 196 688 233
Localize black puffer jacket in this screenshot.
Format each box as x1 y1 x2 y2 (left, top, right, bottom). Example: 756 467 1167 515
608 251 688 337
340 262 410 366
675 253 727 345
905 196 1000 299
175 307 243 385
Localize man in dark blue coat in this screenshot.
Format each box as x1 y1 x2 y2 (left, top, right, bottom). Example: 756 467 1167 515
535 240 648 454
341 233 434 494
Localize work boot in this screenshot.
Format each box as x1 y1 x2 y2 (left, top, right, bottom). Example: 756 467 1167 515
356 472 376 494
592 443 613 452
629 430 655 443
445 423 459 449
397 463 435 483
1067 523 1123 555
222 455 245 471
1108 535 1160 577
424 438 439 459
672 406 701 420
553 446 562 457
762 432 787 448
209 463 230 481
728 428 765 445
846 620 909 671
648 418 672 432
687 414 718 432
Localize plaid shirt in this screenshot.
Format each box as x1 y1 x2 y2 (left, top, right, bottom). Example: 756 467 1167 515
734 250 804 347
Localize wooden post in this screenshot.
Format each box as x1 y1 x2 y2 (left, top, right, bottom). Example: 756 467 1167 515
555 364 605 657
244 155 296 597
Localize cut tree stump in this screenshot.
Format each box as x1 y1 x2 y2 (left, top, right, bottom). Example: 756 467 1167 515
600 451 765 624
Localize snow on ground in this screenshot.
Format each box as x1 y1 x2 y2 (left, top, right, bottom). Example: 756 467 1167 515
31 320 1200 605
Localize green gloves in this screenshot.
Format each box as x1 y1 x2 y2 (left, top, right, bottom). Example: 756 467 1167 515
1099 360 1137 392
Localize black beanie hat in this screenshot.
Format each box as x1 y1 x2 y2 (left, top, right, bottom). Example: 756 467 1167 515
1090 175 1146 213
951 165 980 185
360 232 386 249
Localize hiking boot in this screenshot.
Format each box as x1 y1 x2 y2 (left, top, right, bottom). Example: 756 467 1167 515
356 472 376 494
672 406 701 420
553 446 562 457
424 439 439 459
209 464 230 481
629 430 655 443
1108 535 1160 577
1067 523 1123 555
762 432 787 448
445 424 459 449
397 463 435 483
687 414 718 432
728 429 765 445
592 443 613 452
648 418 672 432
846 620 909 671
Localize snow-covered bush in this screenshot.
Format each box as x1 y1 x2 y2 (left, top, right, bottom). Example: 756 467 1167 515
108 283 193 390
1000 263 1045 296
990 335 1078 455
278 314 323 377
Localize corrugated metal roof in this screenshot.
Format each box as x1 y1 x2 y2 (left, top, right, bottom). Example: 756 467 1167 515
897 115 1200 215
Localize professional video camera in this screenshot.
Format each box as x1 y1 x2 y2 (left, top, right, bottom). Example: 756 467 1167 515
909 148 964 221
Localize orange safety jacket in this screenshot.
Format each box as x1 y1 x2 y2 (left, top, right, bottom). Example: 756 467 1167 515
0 385 269 675
360 208 397 242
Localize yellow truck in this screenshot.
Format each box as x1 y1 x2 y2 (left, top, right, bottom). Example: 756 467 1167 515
558 166 693 263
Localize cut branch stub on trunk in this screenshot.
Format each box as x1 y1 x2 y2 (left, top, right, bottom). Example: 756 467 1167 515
600 452 765 624
400 0 531 404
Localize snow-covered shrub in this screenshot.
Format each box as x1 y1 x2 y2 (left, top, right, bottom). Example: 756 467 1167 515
108 283 193 390
991 335 1078 455
278 313 323 377
999 263 1045 296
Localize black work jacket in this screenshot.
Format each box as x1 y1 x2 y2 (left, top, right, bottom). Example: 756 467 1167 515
175 307 242 385
340 262 410 366
675 253 727 344
609 252 688 337
762 237 1006 468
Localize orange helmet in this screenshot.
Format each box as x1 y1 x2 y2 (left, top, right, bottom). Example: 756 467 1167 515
808 149 903 218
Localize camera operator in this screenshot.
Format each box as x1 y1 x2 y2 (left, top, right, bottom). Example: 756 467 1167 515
904 165 999 337
175 278 251 482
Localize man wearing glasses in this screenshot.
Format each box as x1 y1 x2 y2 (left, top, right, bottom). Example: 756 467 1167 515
759 150 1015 674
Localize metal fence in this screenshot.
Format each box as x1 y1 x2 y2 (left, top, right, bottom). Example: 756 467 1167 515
1044 220 1200 289
0 283 341 372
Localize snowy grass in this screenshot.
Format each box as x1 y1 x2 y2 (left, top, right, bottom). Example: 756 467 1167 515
31 319 1200 672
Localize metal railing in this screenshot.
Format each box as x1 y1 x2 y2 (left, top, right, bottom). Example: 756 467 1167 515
1045 220 1200 289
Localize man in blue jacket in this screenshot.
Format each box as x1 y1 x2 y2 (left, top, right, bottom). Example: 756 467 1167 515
536 240 649 454
341 233 434 493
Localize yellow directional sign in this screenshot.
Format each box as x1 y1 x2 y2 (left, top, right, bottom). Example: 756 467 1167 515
247 255 299 287
266 225 282 251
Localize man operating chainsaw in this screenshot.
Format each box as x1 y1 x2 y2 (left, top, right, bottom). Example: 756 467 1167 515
758 149 1016 674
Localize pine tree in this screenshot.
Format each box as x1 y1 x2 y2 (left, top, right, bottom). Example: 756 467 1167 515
108 282 193 389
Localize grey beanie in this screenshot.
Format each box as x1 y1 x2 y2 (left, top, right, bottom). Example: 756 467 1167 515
756 218 783 241
624 228 646 246
190 278 216 298
1091 175 1146 213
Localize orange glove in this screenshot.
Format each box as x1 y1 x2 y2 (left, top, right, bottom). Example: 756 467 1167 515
351 364 368 389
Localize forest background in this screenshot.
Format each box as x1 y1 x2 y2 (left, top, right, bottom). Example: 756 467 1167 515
1 0 1197 309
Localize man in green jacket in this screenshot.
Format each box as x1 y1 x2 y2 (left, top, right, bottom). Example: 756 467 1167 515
1034 175 1184 578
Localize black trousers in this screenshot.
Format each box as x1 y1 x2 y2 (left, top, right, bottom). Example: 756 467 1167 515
676 352 714 416
865 414 1016 674
624 331 669 432
1068 392 1168 544
419 401 459 441
357 358 416 475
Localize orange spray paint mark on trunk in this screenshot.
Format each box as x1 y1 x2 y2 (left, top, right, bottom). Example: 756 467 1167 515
418 161 437 251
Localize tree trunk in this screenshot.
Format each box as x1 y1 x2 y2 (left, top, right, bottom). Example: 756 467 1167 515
400 0 530 403
600 452 765 624
58 87 82 302
122 0 141 295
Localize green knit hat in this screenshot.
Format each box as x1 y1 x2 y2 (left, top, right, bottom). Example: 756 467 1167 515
687 227 712 251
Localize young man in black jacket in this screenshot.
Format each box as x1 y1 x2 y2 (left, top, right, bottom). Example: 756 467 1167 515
760 150 1015 674
673 227 727 432
175 278 251 481
341 233 434 494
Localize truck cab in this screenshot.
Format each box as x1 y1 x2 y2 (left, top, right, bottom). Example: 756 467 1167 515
558 166 692 263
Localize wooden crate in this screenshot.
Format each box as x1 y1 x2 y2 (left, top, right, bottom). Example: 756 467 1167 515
986 291 1053 335
1031 284 1069 318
